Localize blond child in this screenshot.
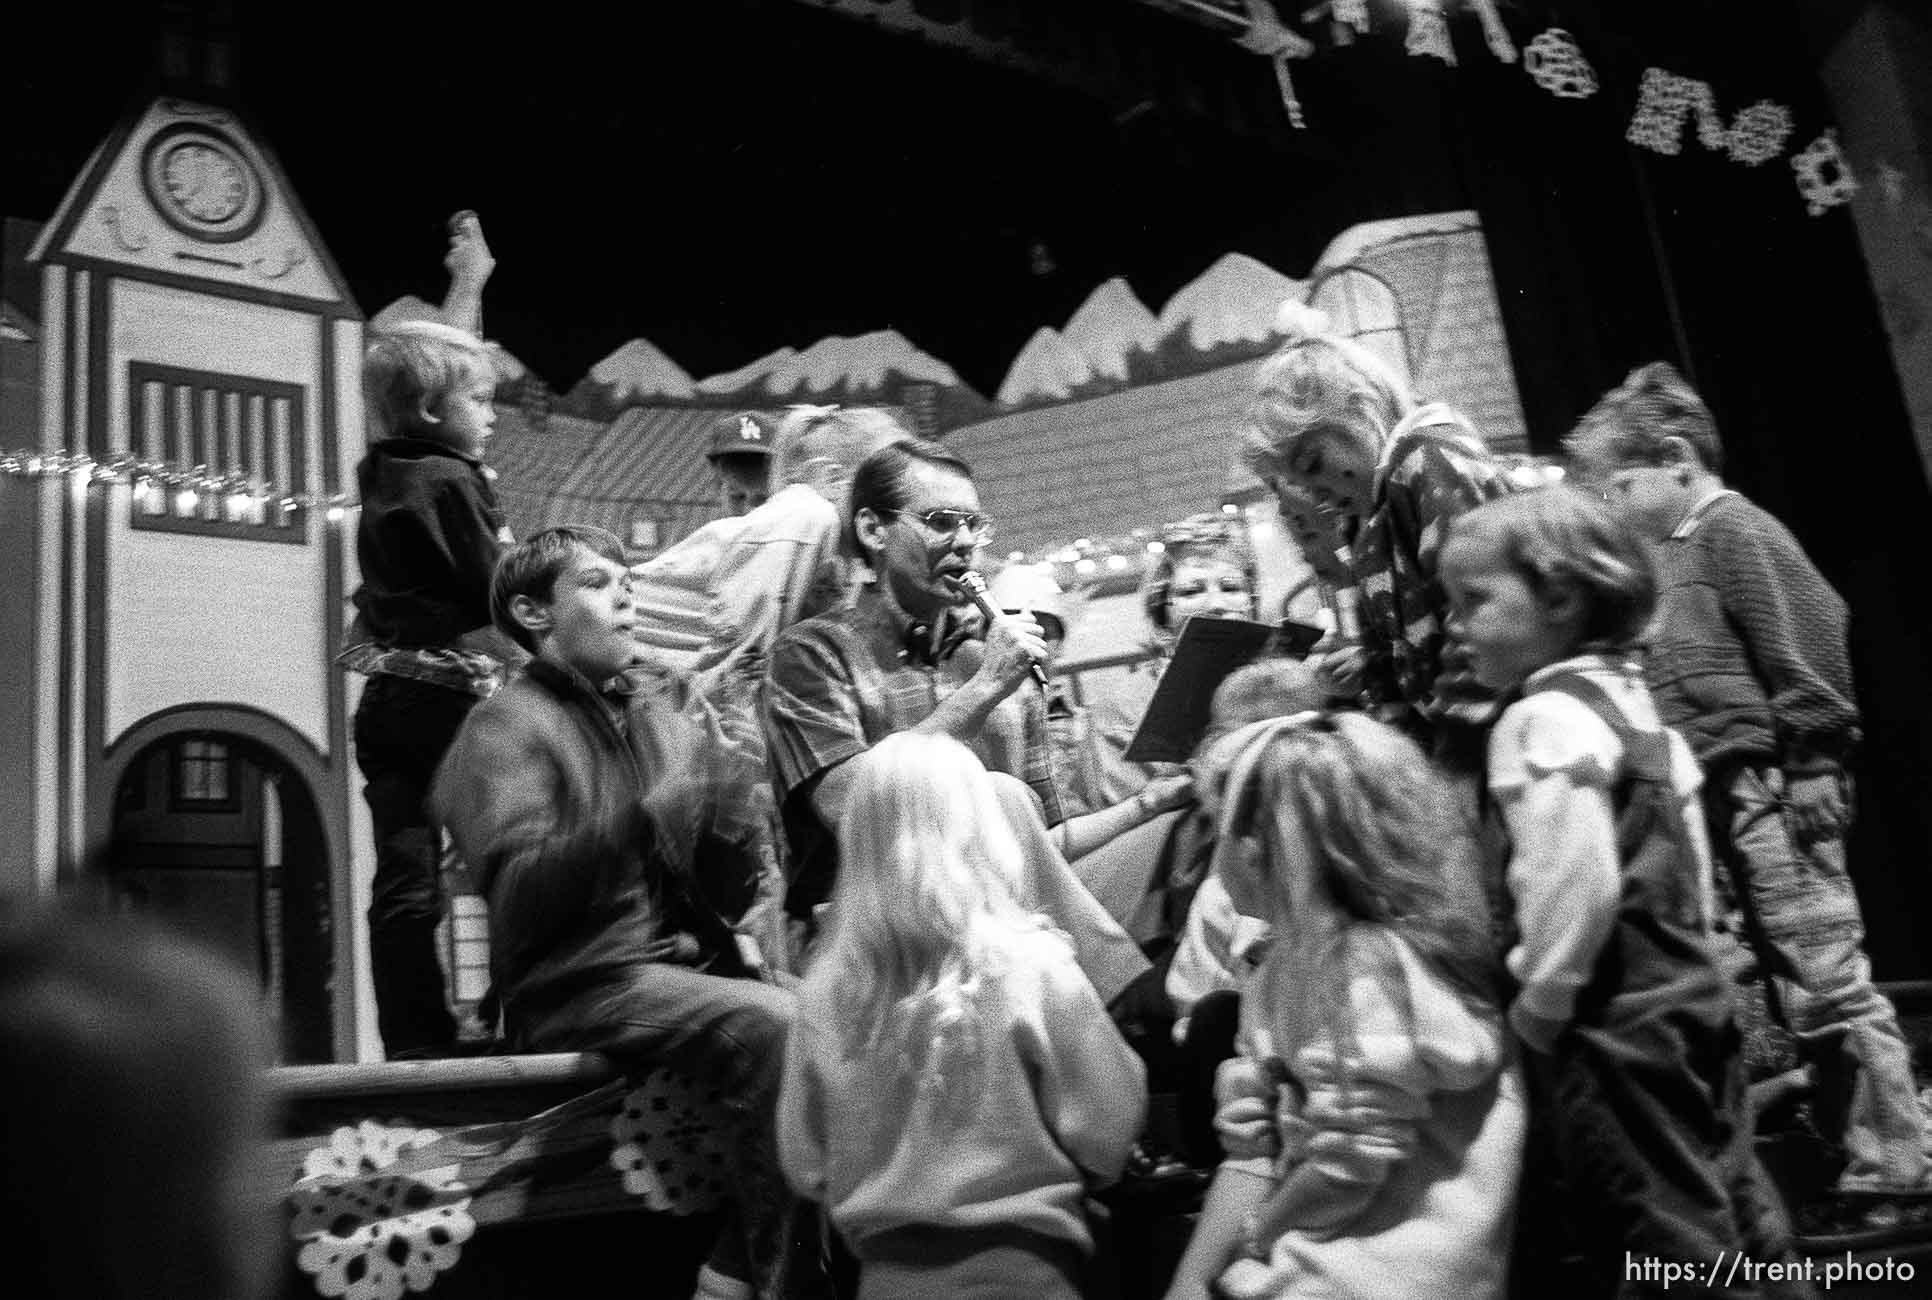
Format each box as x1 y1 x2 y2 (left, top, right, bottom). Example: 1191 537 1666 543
343 221 518 1055
1164 658 1329 1043
1440 487 1809 1296
1243 309 1516 766
1163 710 1523 1300
777 732 1145 1298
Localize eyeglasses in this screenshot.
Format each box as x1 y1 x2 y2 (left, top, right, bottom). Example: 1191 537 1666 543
886 508 995 542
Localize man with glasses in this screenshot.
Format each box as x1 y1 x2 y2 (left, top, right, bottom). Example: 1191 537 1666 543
762 440 1147 1001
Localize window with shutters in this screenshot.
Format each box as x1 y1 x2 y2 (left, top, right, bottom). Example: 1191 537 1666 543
128 362 309 543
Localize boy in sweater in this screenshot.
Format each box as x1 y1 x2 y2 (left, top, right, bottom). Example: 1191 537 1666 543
1567 361 1930 1200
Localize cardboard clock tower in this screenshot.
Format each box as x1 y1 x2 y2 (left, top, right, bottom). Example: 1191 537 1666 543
1 77 380 1061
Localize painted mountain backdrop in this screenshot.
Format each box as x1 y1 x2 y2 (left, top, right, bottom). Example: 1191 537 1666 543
372 248 1307 429
563 328 992 427
996 253 1306 410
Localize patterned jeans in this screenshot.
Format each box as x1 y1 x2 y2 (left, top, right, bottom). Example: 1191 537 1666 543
1713 765 1929 1193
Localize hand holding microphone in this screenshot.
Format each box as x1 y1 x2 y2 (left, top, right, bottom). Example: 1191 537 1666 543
945 571 1050 691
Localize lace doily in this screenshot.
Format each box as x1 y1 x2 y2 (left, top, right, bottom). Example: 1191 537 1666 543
608 1067 734 1214
1523 29 1597 99
1792 129 1858 216
289 1121 476 1300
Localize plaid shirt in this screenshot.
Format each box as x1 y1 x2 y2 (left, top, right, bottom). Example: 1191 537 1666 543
764 583 1063 914
1341 405 1518 735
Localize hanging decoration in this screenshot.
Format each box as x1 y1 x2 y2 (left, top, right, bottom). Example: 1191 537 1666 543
1627 68 1719 156
1724 101 1794 166
1523 28 1598 98
1791 129 1858 216
1627 69 1797 173
1000 505 1266 594
1405 0 1456 66
1236 0 1313 129
1332 0 1370 36
1469 0 1516 63
1185 5 1854 221
0 447 355 520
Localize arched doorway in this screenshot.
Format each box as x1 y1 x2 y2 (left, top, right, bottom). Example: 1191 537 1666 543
107 731 334 1063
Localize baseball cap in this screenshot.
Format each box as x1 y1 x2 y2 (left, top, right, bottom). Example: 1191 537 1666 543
705 412 774 462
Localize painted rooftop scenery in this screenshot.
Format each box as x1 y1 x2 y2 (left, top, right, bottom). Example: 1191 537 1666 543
378 210 1525 579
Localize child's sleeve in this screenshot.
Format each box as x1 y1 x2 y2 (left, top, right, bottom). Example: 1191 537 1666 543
1166 874 1268 1033
432 705 638 968
776 1014 831 1201
1247 948 1504 1242
1710 508 1860 768
1488 695 1622 1052
1021 938 1148 1185
674 698 779 938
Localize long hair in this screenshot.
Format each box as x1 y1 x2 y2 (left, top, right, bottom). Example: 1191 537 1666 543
802 734 1041 1095
1206 712 1499 1065
1242 304 1416 488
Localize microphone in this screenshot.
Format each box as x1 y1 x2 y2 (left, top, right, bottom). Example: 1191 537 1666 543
945 571 1050 690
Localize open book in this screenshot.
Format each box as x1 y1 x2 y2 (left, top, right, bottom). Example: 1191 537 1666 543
1122 616 1323 764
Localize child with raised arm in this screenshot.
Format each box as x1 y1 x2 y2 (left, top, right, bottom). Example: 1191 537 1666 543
1568 362 1931 1202
433 527 793 1300
1440 488 1809 1296
1164 710 1523 1300
342 214 515 1057
777 732 1145 1299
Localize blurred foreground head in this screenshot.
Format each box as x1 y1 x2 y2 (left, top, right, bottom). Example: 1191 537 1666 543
0 901 276 1300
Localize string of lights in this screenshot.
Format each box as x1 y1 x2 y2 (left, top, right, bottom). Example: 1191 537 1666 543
1 446 1279 563
1005 501 1253 589
0 448 358 522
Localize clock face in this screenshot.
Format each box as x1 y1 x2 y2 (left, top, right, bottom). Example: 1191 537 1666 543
140 125 267 243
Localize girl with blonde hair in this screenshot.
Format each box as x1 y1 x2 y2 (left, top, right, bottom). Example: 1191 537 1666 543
1243 303 1516 767
778 732 1145 1298
1165 710 1524 1300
